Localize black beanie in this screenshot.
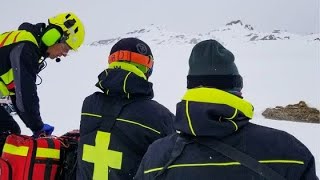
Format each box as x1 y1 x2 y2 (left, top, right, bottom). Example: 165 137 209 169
110 37 153 57
187 39 243 91
109 38 153 76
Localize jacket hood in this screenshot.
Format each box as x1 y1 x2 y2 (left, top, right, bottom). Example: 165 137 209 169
174 88 254 138
18 22 47 56
95 67 154 99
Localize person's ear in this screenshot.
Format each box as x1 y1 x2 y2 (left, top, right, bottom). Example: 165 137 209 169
41 27 61 47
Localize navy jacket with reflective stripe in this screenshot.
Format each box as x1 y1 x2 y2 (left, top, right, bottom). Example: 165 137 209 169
77 69 175 180
135 91 318 180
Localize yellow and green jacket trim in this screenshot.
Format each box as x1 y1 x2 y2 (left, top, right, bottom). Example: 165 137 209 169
0 30 39 97
178 88 254 136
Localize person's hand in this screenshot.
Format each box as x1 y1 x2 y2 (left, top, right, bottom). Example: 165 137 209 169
33 123 54 138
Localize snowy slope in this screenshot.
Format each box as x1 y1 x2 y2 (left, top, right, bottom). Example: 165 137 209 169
14 23 320 175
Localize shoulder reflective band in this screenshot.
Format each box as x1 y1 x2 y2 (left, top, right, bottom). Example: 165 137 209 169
0 32 14 47
0 30 39 48
108 50 154 69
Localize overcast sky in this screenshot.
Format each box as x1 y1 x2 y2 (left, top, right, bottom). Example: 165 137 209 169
1 0 319 42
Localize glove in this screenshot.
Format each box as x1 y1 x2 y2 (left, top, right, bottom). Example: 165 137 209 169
33 123 54 138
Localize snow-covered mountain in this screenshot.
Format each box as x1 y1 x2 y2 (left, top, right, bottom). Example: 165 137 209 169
90 20 320 46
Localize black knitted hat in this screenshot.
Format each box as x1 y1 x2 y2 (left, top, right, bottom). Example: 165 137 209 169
110 37 153 57
109 37 153 77
187 39 243 91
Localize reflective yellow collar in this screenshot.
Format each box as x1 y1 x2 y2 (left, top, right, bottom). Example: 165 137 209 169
108 62 147 80
182 88 254 118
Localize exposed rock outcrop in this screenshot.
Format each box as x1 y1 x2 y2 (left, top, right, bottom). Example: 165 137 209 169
262 101 320 123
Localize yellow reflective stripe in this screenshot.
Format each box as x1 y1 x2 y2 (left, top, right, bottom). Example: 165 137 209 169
185 101 196 136
98 80 103 90
36 148 60 159
123 72 131 94
123 72 131 99
225 109 238 120
1 69 14 85
225 109 238 131
0 30 38 47
0 82 10 97
116 118 161 134
109 62 147 80
144 167 163 174
0 30 39 96
15 31 39 47
98 70 108 91
81 113 160 134
2 144 29 156
145 162 241 174
144 160 304 174
0 32 11 45
183 88 253 118
0 31 19 46
227 119 238 131
259 160 304 165
81 113 102 118
0 69 14 96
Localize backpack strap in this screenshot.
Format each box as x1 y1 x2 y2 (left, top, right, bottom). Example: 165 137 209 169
97 96 147 157
154 135 285 180
195 138 286 180
98 96 136 132
154 135 192 179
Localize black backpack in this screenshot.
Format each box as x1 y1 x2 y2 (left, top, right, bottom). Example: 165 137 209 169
57 130 80 180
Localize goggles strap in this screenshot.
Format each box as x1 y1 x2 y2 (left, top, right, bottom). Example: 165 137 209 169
108 50 153 69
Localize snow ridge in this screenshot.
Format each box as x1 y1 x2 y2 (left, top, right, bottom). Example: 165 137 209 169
90 20 320 46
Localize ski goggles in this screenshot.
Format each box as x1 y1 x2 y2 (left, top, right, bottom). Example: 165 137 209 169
108 50 154 69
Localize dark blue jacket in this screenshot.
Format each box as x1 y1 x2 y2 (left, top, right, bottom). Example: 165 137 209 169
135 88 318 180
77 68 175 180
0 23 47 132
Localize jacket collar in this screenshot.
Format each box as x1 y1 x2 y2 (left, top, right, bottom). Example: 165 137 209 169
174 88 254 138
95 62 154 99
18 22 47 56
